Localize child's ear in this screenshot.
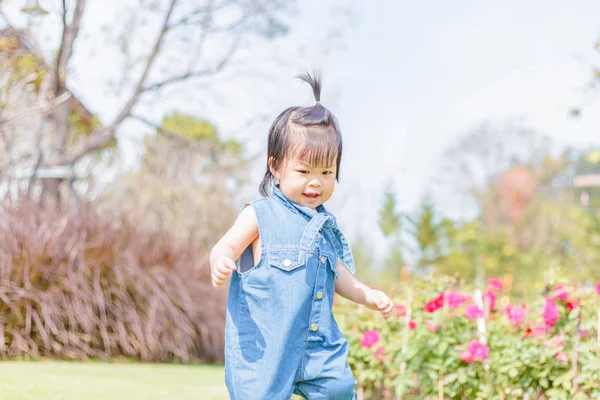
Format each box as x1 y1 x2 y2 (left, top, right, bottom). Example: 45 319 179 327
269 157 280 179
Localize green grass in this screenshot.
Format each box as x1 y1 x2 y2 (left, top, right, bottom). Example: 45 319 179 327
0 360 229 400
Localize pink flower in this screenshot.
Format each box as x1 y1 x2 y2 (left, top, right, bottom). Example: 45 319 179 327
445 292 468 309
553 284 569 301
392 304 407 318
408 320 417 330
542 297 559 328
556 352 569 363
374 346 387 363
566 300 578 311
532 323 547 338
460 341 489 364
487 278 503 292
424 294 444 313
460 350 472 363
523 322 546 339
506 304 526 326
596 282 600 295
465 305 484 321
552 335 564 349
360 330 381 349
483 290 497 311
425 319 440 333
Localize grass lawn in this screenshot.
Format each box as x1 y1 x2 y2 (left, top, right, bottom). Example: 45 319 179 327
0 360 229 400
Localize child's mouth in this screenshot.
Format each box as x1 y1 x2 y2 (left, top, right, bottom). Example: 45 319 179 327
303 193 320 202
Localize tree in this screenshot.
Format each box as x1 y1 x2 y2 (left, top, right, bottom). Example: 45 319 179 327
0 0 302 208
436 123 600 286
436 121 554 221
377 185 404 277
0 26 106 203
405 197 452 271
97 112 247 247
570 37 600 117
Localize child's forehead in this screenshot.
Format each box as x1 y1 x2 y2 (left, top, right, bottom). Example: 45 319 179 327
287 155 334 168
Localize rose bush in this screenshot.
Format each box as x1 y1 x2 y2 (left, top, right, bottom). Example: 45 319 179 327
336 278 600 399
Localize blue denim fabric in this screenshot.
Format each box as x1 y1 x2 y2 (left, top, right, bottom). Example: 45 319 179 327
225 187 358 399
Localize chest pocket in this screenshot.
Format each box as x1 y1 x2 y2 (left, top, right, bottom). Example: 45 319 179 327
269 250 306 272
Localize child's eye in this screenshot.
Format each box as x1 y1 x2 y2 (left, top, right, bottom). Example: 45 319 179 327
323 171 333 175
297 170 309 174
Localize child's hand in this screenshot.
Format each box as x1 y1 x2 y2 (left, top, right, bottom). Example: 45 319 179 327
365 289 394 320
211 257 236 288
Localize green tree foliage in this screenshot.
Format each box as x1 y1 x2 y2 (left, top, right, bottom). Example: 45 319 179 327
434 124 600 289
377 186 404 278
436 160 600 289
351 233 376 283
570 37 600 116
100 113 248 246
378 187 402 237
406 198 453 271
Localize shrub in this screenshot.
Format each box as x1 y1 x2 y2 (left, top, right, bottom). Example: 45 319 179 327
0 200 226 363
337 277 600 399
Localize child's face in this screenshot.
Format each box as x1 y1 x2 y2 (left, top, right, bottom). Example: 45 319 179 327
271 156 337 210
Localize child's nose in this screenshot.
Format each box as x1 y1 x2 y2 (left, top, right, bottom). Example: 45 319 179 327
309 178 321 187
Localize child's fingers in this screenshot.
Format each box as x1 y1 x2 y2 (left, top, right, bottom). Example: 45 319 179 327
382 299 394 314
223 258 237 271
211 258 236 288
380 298 394 320
211 274 224 288
213 269 229 281
376 295 392 310
217 263 235 275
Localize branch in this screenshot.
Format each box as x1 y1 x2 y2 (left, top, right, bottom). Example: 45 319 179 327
55 0 86 93
0 90 71 125
63 126 114 165
130 114 214 152
142 30 243 93
62 0 179 165
141 67 219 92
167 0 235 29
110 0 178 128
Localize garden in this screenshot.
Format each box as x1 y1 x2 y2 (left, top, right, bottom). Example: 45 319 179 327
338 277 600 399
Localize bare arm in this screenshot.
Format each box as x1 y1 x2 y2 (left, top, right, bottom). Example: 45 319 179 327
334 262 370 305
209 205 258 288
334 260 394 319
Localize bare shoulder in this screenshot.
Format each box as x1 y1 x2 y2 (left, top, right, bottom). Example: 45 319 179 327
236 203 258 229
217 204 259 259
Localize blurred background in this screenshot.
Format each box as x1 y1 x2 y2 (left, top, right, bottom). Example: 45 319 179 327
0 0 599 398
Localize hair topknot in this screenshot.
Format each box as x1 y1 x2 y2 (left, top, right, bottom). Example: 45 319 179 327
291 71 331 125
295 71 322 102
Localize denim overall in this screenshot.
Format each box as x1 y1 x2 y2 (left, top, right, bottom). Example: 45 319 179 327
225 187 358 400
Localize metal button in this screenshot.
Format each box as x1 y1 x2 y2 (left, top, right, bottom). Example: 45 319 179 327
311 323 318 331
283 259 292 267
316 291 323 300
320 256 327 264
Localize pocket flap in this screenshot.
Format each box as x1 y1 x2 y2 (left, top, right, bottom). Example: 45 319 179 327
269 250 305 271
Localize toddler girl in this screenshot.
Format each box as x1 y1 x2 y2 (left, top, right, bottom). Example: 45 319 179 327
210 72 394 400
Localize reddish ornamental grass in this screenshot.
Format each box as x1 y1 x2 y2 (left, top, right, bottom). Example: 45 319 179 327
0 201 226 363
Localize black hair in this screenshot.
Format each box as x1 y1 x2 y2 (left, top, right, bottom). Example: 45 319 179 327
259 71 343 196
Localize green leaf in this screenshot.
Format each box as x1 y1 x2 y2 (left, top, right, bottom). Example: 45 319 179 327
437 340 449 356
